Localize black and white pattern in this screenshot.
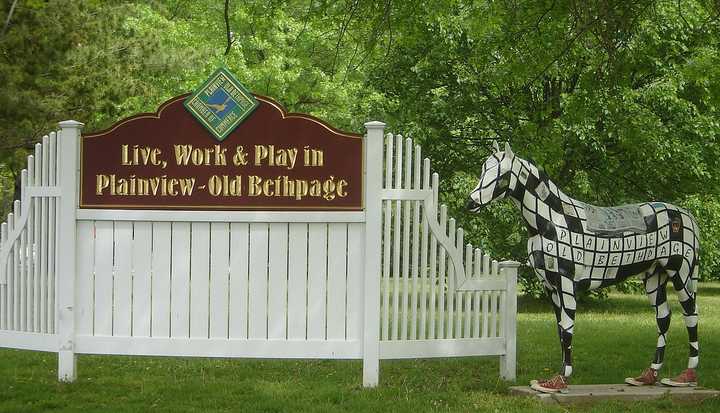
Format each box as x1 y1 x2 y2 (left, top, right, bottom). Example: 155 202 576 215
467 142 700 378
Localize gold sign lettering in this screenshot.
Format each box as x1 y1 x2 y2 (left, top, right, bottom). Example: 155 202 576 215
96 174 196 197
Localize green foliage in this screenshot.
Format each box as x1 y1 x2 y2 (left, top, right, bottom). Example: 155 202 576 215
366 0 720 282
1 0 719 284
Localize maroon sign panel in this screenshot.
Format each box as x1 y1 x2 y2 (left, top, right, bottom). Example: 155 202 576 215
81 94 363 210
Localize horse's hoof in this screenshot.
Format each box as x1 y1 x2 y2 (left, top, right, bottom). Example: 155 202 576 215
529 375 568 393
660 368 697 387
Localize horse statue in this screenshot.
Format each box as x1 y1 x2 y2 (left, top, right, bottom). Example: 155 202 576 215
467 141 700 393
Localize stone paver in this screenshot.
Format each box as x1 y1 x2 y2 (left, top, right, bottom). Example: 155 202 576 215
510 384 720 404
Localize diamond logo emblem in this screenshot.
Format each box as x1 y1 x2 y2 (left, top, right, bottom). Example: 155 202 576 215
184 67 259 141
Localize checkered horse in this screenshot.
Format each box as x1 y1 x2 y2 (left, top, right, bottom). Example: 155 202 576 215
466 142 700 392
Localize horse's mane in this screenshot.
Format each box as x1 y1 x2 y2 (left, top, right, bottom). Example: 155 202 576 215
518 155 565 212
523 156 552 184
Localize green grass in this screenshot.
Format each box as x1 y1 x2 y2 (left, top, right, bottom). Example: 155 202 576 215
1 284 719 412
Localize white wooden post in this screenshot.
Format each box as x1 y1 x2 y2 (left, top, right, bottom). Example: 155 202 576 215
362 121 385 387
499 260 520 380
57 120 83 382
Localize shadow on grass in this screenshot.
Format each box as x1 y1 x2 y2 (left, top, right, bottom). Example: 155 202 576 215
519 291 651 315
520 282 720 316
698 283 720 296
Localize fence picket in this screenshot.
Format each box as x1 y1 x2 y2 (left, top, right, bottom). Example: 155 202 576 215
499 266 507 338
307 223 327 340
437 204 447 338
75 221 94 335
409 145 422 340
113 222 132 336
9 211 15 331
473 249 482 338
20 170 28 331
400 138 412 340
209 223 230 339
40 136 49 332
381 133 393 341
327 223 347 340
0 222 6 330
248 223 268 339
267 222 288 340
426 167 437 339
10 206 17 331
447 217 457 338
452 225 462 338
170 222 191 338
287 223 307 340
482 283 490 338
132 222 152 337
391 134 402 341
229 223 250 339
94 221 113 336
419 157 430 340
48 132 57 333
189 222 210 338
151 222 172 337
346 223 363 340
464 243 472 338
491 259 499 337
32 146 42 332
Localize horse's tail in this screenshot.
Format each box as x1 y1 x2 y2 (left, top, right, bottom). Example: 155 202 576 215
686 208 701 292
691 260 700 295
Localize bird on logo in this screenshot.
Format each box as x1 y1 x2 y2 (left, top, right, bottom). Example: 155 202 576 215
204 95 232 114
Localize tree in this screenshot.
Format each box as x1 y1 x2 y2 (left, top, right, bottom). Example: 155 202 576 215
1 0 719 287
364 0 720 285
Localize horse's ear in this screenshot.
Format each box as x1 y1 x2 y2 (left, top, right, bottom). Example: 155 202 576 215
492 140 500 153
504 142 514 158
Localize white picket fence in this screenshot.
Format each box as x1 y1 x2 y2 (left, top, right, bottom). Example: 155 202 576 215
0 132 60 352
0 120 519 387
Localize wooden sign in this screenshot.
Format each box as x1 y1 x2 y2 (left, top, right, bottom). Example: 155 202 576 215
80 94 363 210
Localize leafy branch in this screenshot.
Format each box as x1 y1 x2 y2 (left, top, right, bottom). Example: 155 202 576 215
224 0 234 55
1 0 19 37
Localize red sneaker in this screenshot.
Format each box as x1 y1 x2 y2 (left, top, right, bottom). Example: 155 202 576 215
625 368 658 386
530 374 568 393
660 369 698 387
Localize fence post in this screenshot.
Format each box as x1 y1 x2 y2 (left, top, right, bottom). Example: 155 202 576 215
56 120 83 382
499 260 520 381
362 121 385 387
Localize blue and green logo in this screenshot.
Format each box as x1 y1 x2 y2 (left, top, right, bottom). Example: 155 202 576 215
184 68 259 142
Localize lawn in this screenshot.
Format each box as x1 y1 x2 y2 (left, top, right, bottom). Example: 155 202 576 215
1 284 718 412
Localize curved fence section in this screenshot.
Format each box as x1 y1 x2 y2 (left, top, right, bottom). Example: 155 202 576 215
379 133 518 378
0 132 60 340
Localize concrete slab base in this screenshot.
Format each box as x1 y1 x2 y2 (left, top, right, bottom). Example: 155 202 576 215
509 384 720 404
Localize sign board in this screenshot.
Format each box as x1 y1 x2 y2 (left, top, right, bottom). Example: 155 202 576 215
81 71 363 210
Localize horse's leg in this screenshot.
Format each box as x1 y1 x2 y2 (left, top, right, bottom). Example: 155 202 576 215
643 267 671 371
669 265 699 370
550 283 576 378
530 285 575 392
625 268 669 386
546 288 564 372
658 264 700 386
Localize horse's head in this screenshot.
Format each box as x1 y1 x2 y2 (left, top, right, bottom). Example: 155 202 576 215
467 141 515 212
